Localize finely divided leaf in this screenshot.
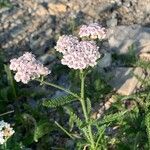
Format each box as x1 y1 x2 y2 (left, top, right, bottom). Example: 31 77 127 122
43 95 77 108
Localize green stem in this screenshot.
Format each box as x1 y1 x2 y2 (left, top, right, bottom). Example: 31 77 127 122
80 70 95 149
35 79 80 100
55 121 74 140
80 70 88 122
2 142 7 150
36 75 96 149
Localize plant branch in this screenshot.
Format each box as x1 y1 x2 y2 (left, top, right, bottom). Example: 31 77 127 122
35 78 80 100
55 121 74 140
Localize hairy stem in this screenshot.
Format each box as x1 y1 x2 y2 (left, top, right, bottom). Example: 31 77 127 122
36 78 80 100
80 70 95 149
36 74 96 149
80 70 88 122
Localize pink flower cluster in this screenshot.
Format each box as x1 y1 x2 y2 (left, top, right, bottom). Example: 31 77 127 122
56 37 100 69
79 23 106 40
55 35 79 54
55 23 105 69
10 52 50 84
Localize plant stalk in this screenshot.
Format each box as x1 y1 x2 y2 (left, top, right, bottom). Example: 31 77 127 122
36 79 80 100
36 74 96 149
80 70 95 149
55 121 74 140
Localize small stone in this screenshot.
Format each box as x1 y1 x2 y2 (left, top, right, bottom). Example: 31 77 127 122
2 43 9 48
48 3 67 15
67 2 80 11
123 1 131 7
0 7 9 14
139 53 150 61
10 27 23 38
0 26 3 31
97 52 112 68
40 40 45 46
15 20 22 25
91 96 117 119
1 13 8 22
14 39 18 44
106 18 118 27
139 42 150 53
17 35 23 41
35 6 48 16
28 8 32 14
108 25 150 54
3 23 9 29
138 0 150 13
45 28 52 36
10 23 16 28
25 37 29 42
104 101 112 110
106 67 145 95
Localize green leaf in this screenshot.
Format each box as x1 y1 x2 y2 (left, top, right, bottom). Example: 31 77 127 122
145 113 150 147
64 106 83 128
34 121 54 142
95 125 107 149
43 95 77 108
86 98 92 115
100 110 128 125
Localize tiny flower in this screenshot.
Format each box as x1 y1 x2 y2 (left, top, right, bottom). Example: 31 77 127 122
79 23 106 40
10 52 50 84
55 35 79 54
61 41 101 70
0 120 14 145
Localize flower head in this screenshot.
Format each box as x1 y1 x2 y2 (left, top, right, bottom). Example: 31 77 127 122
61 41 100 70
0 120 14 145
55 35 79 54
79 23 106 40
10 52 50 84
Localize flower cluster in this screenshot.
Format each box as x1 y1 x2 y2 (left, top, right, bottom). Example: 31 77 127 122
60 40 100 70
55 23 105 70
79 23 106 40
0 120 15 145
10 52 50 84
55 35 79 54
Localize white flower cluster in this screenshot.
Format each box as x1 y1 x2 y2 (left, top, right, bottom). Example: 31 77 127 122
0 120 15 145
79 23 106 40
10 52 50 84
56 37 100 70
55 23 105 70
61 41 100 69
55 35 79 54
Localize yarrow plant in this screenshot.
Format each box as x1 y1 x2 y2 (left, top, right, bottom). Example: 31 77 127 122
10 23 107 150
9 52 50 84
55 24 103 70
0 120 14 145
55 35 79 54
79 23 106 40
61 41 100 69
